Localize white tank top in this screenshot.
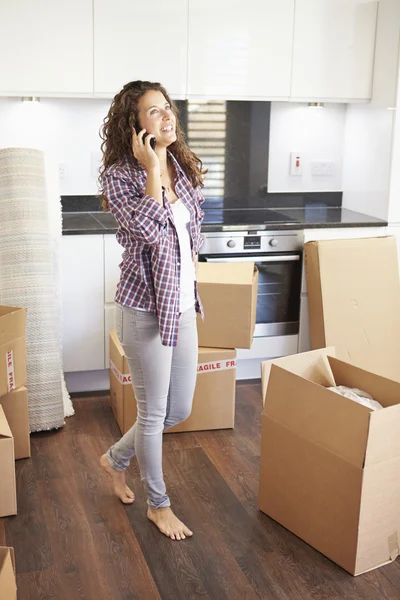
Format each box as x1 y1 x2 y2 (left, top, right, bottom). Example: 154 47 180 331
170 199 196 313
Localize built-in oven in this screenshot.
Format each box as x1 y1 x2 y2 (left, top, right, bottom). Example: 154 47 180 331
199 231 303 338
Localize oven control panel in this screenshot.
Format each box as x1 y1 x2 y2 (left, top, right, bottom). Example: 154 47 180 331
243 236 261 250
199 231 303 255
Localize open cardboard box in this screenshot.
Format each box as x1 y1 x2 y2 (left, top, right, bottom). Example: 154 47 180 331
259 347 400 576
0 547 16 600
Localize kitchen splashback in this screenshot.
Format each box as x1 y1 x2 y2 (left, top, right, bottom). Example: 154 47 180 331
175 100 271 202
0 97 346 197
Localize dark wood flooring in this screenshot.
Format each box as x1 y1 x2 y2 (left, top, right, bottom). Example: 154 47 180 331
1 381 400 599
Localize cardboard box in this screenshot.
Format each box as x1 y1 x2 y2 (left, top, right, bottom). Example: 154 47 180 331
109 329 137 435
259 347 400 576
0 406 17 517
169 346 236 433
305 237 400 381
109 330 236 434
0 547 17 600
0 386 30 460
196 262 258 349
0 306 27 398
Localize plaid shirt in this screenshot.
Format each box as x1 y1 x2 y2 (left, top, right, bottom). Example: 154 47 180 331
102 152 205 346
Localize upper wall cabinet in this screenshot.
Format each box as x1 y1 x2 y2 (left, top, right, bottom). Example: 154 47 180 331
0 0 93 96
94 0 188 98
291 0 378 101
187 0 295 99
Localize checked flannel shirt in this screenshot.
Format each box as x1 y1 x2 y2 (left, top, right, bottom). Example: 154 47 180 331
101 152 205 346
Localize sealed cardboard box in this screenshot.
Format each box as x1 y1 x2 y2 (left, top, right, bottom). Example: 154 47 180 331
305 237 400 381
0 386 30 460
109 330 236 434
0 547 16 600
196 262 258 349
0 406 17 517
169 346 236 433
259 347 400 576
0 306 27 398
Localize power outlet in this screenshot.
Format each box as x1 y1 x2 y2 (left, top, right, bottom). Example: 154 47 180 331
290 152 303 176
311 161 335 176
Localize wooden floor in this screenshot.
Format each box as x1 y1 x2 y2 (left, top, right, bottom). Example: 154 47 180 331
1 382 400 600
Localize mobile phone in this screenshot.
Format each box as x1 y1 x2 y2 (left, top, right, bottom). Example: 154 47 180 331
134 124 156 149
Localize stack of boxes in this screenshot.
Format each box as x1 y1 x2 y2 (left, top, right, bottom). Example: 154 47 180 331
0 305 30 518
109 261 258 435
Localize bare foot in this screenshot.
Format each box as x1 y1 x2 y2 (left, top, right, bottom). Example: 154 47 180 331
147 506 193 540
100 454 135 504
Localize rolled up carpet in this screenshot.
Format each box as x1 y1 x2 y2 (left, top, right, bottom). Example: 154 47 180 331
0 147 70 431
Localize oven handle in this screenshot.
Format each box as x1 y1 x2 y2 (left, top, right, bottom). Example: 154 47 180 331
204 255 300 263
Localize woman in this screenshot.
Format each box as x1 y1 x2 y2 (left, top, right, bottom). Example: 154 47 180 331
99 80 206 541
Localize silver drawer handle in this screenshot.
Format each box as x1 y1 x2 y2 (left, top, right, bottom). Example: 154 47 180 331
204 255 300 263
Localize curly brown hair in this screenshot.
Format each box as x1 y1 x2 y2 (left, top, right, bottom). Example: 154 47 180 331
99 80 207 211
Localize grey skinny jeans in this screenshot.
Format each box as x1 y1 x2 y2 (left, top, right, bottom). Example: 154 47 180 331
106 304 198 509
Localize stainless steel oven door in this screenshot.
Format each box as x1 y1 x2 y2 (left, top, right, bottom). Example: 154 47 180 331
202 253 302 337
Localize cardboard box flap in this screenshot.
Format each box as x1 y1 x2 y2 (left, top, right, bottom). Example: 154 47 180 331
198 347 236 361
305 237 400 381
0 406 12 439
265 364 371 468
0 306 26 346
327 357 400 409
0 547 16 598
0 546 15 573
0 386 31 460
261 347 337 409
197 261 256 285
304 242 326 349
364 405 400 466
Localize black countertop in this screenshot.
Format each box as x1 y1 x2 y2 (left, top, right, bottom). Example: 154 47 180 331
62 207 387 235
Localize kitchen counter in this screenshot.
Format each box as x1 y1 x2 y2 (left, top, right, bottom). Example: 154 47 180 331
62 206 387 235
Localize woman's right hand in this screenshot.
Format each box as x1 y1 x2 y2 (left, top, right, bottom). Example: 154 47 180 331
132 129 160 172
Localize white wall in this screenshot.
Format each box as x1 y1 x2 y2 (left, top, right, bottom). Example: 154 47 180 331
0 97 111 195
342 0 400 221
342 105 395 219
267 102 346 192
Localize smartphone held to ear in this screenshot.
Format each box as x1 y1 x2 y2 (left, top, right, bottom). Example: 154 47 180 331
143 131 156 149
134 124 156 149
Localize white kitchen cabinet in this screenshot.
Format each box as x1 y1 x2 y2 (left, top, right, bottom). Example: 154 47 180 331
104 234 124 303
61 235 105 372
104 304 117 369
187 0 294 99
0 0 93 96
291 0 378 101
94 0 188 98
104 234 124 367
